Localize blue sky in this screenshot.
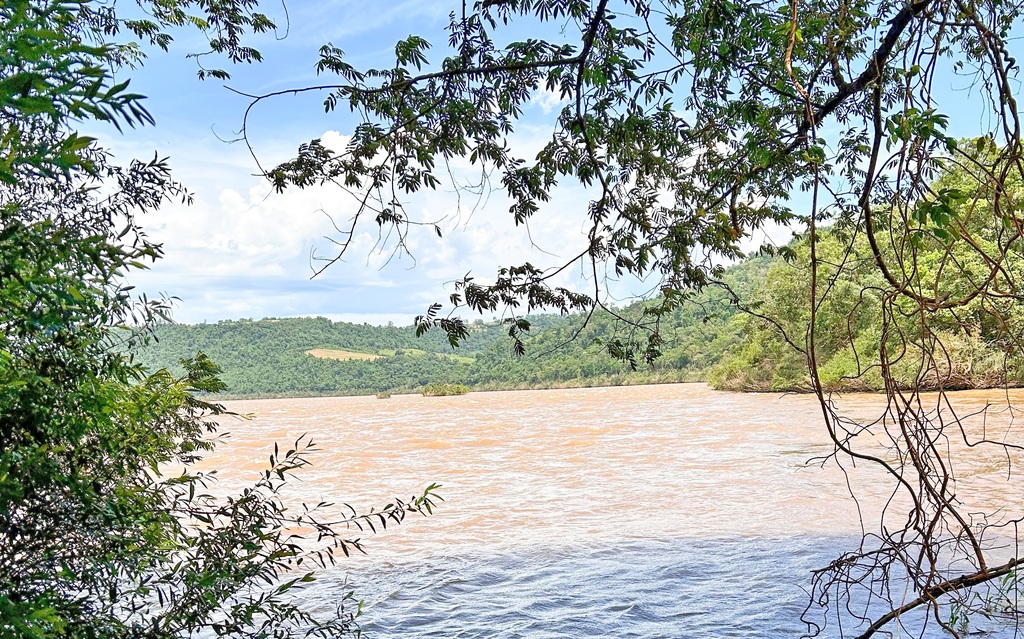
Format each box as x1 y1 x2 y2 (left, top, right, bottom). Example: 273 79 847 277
98 1 1001 326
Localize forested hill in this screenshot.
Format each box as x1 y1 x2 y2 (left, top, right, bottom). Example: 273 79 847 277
137 231 1024 398
131 296 740 398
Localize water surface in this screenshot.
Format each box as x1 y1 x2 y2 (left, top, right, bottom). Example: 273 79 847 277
206 384 1024 637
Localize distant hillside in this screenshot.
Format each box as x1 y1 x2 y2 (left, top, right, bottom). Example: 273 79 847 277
132 287 743 398
132 315 507 397
132 250 821 398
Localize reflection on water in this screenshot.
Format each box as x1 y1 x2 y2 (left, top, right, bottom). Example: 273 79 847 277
204 384 1024 637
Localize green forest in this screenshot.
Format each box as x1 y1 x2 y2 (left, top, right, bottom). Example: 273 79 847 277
138 219 1024 398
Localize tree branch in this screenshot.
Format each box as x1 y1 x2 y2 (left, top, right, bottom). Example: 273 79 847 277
854 558 1021 639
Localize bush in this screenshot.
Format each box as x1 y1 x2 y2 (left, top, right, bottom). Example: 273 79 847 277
421 383 470 396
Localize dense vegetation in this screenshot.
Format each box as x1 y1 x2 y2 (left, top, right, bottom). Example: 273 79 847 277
0 3 436 638
134 269 739 397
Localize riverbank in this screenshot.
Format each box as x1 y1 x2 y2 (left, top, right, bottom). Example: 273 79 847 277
197 369 1024 402
191 369 705 400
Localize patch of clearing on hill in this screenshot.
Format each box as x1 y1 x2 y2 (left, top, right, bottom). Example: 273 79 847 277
306 349 382 361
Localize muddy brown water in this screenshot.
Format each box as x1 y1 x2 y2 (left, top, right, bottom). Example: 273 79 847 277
197 384 1024 637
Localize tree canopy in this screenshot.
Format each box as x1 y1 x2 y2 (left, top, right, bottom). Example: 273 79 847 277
233 1 1024 636
0 2 438 637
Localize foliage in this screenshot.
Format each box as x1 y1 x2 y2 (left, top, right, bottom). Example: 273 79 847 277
0 2 437 638
708 189 1024 393
135 292 740 397
132 316 490 396
420 383 470 396
238 0 1024 636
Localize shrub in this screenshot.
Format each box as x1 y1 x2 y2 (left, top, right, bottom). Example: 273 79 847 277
420 383 470 396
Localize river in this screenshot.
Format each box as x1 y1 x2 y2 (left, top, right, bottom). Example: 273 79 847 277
204 383 1024 638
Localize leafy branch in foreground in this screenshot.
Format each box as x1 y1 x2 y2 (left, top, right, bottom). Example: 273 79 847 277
1 1 439 637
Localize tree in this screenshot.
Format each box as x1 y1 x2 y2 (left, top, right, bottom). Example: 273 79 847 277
243 1 1024 636
0 2 438 637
